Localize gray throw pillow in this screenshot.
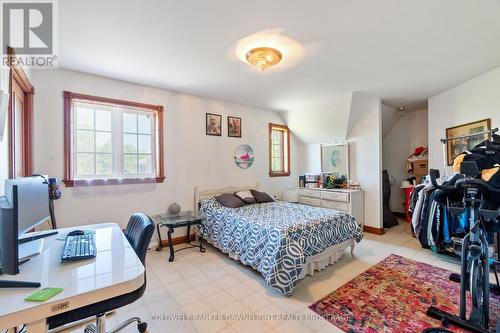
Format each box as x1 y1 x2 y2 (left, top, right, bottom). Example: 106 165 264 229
250 189 274 203
214 193 246 208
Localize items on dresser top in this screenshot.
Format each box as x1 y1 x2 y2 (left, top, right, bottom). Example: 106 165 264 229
299 174 321 188
297 187 364 227
153 211 206 262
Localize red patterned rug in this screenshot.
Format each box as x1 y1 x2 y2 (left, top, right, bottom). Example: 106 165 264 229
309 254 499 333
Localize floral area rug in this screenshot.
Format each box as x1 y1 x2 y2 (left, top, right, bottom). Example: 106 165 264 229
309 254 499 332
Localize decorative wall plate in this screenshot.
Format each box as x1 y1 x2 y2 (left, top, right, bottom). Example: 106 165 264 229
234 144 254 169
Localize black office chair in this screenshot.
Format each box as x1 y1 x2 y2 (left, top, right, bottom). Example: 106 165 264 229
47 213 155 333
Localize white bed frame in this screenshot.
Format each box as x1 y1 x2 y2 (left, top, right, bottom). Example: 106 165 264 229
194 184 356 280
194 182 260 215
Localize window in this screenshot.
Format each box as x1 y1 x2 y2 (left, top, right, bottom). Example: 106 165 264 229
269 123 290 177
63 92 164 187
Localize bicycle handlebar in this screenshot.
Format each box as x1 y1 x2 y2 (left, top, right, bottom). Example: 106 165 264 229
429 168 500 193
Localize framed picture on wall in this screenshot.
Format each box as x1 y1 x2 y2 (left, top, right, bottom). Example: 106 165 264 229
321 142 349 178
445 118 491 165
206 113 222 136
228 116 241 138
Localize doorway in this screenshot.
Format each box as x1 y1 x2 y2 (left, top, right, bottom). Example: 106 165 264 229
7 47 34 179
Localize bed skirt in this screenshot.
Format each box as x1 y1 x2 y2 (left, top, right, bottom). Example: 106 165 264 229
206 237 356 281
299 238 356 278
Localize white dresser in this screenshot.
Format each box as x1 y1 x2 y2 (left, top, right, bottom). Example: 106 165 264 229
297 188 364 227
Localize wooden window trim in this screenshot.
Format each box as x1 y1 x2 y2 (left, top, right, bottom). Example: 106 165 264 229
268 123 291 177
7 46 35 178
63 91 165 187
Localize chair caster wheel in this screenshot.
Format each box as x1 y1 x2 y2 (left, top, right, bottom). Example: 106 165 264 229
84 324 96 333
137 321 148 332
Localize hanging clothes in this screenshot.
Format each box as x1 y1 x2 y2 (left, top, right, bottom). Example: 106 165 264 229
412 135 500 254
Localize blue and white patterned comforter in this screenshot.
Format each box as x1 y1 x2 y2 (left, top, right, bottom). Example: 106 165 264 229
199 198 363 295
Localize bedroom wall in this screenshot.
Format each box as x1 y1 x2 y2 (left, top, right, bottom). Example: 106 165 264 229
347 94 382 230
382 106 428 213
30 69 297 230
294 93 383 230
428 66 500 173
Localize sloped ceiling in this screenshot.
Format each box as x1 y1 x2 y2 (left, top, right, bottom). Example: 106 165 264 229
282 93 352 144
381 105 400 139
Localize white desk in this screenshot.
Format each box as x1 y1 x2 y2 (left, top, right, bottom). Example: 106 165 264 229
0 223 145 332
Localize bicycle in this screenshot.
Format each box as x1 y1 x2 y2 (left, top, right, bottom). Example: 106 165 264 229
424 161 500 333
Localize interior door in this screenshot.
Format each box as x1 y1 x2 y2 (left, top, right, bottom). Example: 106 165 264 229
11 79 25 178
7 64 34 179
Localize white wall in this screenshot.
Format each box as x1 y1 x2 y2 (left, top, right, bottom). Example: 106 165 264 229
429 66 500 173
347 94 382 229
297 144 321 174
294 93 383 229
382 107 428 213
31 69 297 229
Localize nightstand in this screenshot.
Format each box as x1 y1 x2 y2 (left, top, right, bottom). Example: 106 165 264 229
153 212 206 262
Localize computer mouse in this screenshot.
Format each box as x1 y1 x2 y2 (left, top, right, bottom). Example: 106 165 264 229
67 230 85 236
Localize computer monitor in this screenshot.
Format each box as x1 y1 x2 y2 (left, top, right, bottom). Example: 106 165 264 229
4 176 50 236
0 184 42 287
0 185 20 275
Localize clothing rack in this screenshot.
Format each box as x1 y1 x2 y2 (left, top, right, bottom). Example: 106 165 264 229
439 127 498 177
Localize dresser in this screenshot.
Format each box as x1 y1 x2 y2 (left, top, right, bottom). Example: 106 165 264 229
297 188 364 227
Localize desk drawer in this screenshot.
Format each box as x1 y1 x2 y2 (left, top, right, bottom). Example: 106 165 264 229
298 189 321 199
298 196 322 207
322 191 349 202
322 200 349 212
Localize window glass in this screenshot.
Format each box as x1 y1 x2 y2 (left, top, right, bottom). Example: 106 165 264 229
70 98 159 181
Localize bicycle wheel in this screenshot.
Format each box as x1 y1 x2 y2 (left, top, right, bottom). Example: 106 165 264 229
469 256 485 324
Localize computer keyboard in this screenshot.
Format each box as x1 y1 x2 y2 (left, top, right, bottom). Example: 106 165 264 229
61 234 96 262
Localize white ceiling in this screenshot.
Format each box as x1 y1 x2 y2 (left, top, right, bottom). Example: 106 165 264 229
58 0 500 112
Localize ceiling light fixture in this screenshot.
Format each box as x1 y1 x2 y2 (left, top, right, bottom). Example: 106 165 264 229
245 47 283 71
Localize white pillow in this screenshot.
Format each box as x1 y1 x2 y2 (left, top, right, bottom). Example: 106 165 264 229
234 190 256 204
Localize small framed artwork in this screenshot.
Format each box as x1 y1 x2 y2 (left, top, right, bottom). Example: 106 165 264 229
206 113 222 136
228 116 242 138
446 118 491 165
321 142 349 178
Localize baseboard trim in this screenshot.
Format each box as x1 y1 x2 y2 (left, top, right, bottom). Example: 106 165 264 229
363 225 385 235
161 234 196 247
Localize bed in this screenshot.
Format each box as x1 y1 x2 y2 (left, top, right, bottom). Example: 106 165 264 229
194 184 364 296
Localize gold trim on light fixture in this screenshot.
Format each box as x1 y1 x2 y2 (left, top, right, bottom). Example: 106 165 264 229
245 47 283 70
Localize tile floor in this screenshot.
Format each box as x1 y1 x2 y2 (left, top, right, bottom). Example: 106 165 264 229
63 221 461 333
